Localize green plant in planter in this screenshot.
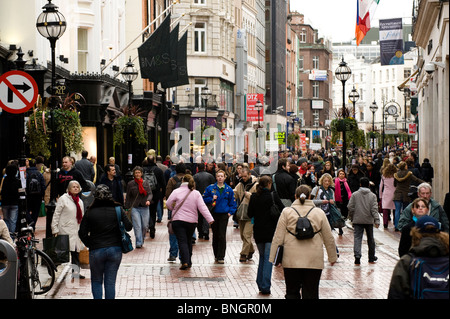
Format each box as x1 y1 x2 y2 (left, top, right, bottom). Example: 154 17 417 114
113 105 148 149
26 93 85 157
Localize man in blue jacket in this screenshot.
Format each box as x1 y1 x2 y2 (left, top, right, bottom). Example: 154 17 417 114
203 169 237 264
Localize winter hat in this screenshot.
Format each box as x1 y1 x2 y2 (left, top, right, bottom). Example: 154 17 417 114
94 184 113 201
415 215 440 233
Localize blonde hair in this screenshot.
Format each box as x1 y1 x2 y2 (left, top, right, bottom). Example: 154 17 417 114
319 173 333 186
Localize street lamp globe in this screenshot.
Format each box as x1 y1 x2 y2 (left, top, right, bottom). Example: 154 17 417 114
335 57 352 82
36 0 67 41
201 86 211 102
369 101 378 113
121 57 138 83
349 86 360 103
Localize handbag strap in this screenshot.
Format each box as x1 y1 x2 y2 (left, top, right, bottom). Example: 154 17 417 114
115 206 125 232
171 190 192 220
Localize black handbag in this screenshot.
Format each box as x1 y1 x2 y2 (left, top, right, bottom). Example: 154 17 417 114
115 206 133 254
43 234 70 265
270 192 281 219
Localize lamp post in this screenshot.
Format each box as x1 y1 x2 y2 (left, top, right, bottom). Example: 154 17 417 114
254 100 263 159
36 0 66 238
369 101 378 150
334 57 352 170
201 86 211 152
349 85 360 117
403 88 410 146
121 57 139 106
121 57 138 183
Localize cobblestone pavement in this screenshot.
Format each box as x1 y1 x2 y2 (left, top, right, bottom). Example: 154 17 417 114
31 211 402 301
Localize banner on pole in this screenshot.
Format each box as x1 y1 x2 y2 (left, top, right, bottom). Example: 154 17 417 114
379 18 404 66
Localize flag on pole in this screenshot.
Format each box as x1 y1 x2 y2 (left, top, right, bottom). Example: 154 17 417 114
161 31 189 89
138 13 172 82
355 0 380 46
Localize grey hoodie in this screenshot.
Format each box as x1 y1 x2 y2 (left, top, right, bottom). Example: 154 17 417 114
347 187 380 226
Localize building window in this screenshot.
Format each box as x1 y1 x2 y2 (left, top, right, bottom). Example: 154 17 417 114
194 22 206 53
312 110 319 127
194 0 205 4
298 81 303 98
300 31 306 43
299 110 304 127
312 81 319 98
78 28 88 73
312 56 319 69
299 55 303 70
195 79 207 107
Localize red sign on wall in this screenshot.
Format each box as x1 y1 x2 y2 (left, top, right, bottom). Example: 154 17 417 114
408 123 417 135
246 93 264 122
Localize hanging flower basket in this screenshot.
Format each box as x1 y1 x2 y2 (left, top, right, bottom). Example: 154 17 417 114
113 105 148 149
26 94 85 157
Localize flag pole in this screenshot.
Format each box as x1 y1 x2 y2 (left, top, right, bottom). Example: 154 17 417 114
101 0 179 73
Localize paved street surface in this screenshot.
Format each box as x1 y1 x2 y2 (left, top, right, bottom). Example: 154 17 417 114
32 210 402 302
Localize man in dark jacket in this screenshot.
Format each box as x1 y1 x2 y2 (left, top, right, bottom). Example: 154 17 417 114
347 164 366 193
57 156 89 197
143 155 165 238
272 158 296 206
26 158 46 229
194 163 216 239
75 150 95 182
99 164 124 205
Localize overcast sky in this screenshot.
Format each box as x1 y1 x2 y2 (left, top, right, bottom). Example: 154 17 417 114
290 0 414 42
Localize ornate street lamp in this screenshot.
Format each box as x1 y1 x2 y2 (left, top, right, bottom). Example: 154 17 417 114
121 57 139 106
335 57 352 170
36 0 66 238
349 85 360 117
36 0 67 95
121 57 139 182
201 86 211 151
369 101 379 150
254 100 263 160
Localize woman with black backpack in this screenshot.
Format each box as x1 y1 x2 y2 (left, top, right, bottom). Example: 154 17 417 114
269 185 337 299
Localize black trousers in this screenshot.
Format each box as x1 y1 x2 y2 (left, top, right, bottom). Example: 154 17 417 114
283 268 323 299
172 220 197 265
211 212 229 260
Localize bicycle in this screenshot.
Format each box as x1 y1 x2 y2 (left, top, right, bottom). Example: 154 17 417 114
15 224 57 299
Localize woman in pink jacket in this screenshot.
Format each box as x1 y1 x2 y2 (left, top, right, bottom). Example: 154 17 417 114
166 174 214 270
379 163 397 228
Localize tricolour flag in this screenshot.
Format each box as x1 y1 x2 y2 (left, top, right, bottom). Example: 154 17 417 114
355 0 380 46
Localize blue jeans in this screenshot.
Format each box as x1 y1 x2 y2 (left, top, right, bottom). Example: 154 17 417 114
167 210 178 258
156 200 163 221
2 205 18 233
256 242 273 293
394 200 406 229
89 246 122 299
131 207 149 247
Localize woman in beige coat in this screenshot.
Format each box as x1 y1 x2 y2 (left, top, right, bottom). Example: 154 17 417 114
269 185 337 299
51 180 85 278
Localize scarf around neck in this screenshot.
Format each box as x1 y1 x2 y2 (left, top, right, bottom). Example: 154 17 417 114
134 178 147 196
69 193 83 224
334 178 352 202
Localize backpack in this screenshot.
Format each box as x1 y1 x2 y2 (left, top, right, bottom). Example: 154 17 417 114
143 167 158 191
173 176 182 190
409 254 449 299
287 207 319 240
27 172 42 196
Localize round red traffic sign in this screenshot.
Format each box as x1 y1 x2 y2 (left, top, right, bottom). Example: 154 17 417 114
220 128 230 141
0 70 38 114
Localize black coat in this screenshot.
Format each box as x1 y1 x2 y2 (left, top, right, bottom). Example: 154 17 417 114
79 200 132 251
143 163 166 202
273 169 296 202
194 171 216 195
247 189 284 243
347 169 366 193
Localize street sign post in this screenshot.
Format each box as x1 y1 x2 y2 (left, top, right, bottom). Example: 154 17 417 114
0 71 38 114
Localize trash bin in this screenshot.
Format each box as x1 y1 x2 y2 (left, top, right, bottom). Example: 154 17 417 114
0 239 18 299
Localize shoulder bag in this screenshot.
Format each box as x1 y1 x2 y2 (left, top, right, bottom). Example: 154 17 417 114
115 206 133 254
167 190 192 234
321 187 345 229
270 192 281 220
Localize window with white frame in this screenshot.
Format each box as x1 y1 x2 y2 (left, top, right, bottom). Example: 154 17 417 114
299 55 304 70
312 81 319 98
312 56 319 69
194 22 206 53
312 110 320 127
195 79 207 107
78 28 88 73
298 81 303 98
194 0 205 4
300 30 306 43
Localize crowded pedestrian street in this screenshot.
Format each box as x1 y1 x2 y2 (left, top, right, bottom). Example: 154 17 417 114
32 211 401 300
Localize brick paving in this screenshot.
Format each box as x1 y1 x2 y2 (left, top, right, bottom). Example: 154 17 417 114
31 211 402 300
